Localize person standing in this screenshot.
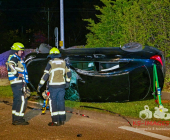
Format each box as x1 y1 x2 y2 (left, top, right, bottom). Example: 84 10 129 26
6 42 29 125
37 47 71 126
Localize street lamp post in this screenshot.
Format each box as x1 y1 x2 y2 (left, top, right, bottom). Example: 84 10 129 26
48 7 49 45
60 0 65 49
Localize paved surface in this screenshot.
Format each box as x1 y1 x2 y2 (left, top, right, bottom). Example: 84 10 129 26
162 91 170 100
0 78 10 86
1 98 170 140
1 79 170 140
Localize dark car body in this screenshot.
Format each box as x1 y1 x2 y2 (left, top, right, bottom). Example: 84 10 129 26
25 45 165 102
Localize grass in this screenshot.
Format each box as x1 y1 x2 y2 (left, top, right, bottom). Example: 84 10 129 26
65 99 170 120
0 85 13 97
1 85 170 121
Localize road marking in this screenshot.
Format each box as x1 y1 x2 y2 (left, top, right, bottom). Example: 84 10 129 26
119 126 170 140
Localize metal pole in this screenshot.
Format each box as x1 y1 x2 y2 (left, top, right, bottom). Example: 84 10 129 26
56 28 58 48
54 27 58 48
60 0 65 49
48 8 49 45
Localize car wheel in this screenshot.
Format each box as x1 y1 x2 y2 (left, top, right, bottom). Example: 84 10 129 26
121 42 144 52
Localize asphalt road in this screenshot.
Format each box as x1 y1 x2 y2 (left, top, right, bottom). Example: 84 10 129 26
1 98 170 140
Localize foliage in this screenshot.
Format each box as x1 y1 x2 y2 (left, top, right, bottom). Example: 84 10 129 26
163 63 170 92
1 30 29 51
31 31 48 48
84 0 170 58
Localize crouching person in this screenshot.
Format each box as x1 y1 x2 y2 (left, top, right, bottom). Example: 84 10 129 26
37 47 71 126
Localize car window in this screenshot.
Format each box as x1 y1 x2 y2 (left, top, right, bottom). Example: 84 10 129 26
70 61 96 71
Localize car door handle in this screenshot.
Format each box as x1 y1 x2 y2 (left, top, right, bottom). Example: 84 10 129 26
93 54 105 58
115 55 122 58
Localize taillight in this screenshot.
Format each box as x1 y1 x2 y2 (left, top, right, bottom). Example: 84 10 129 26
150 55 163 66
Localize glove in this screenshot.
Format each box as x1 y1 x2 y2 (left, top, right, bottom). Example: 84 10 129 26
24 87 31 99
22 84 31 99
37 84 43 92
42 90 50 99
65 82 70 89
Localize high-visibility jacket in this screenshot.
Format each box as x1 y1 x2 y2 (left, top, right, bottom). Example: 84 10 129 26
40 58 71 88
6 54 28 84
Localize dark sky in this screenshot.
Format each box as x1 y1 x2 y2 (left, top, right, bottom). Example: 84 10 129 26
1 0 57 29
0 0 102 48
1 0 101 29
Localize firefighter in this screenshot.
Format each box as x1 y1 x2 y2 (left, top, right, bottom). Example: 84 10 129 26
6 42 29 125
37 47 71 126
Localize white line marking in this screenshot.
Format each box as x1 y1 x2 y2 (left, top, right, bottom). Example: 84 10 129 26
119 126 170 140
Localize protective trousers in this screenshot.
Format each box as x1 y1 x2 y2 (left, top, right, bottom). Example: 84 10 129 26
11 83 27 122
49 87 66 122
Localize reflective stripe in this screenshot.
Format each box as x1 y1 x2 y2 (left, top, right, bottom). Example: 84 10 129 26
50 71 54 84
15 67 24 72
58 111 65 115
19 96 25 116
10 80 22 84
51 111 66 116
8 71 17 75
50 68 65 73
12 111 24 116
9 61 16 66
49 98 52 113
15 112 24 117
40 79 45 85
8 74 15 77
51 60 63 64
44 70 49 73
49 82 65 85
10 65 15 71
12 110 16 114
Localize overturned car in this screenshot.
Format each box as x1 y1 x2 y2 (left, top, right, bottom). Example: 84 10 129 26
25 43 165 102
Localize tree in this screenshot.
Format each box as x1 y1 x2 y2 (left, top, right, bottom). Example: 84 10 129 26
31 31 48 48
84 0 170 58
1 29 29 52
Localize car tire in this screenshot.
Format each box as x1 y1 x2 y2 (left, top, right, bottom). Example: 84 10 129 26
121 42 144 52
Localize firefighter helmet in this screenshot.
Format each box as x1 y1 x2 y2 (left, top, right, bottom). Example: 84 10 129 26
49 47 60 54
11 42 25 51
